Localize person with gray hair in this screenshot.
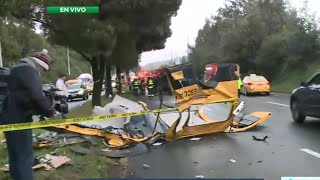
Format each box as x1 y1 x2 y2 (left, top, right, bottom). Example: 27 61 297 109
1 49 55 180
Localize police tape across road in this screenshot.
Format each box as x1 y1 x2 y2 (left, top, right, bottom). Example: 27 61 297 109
0 107 177 132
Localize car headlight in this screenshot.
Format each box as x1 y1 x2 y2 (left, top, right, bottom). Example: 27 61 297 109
78 89 84 95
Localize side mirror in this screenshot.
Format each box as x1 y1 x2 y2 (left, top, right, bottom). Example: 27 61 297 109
300 82 307 87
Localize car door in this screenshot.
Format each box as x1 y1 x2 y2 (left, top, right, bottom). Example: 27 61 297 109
304 73 320 117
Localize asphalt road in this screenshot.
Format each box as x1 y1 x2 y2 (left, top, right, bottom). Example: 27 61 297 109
126 93 320 179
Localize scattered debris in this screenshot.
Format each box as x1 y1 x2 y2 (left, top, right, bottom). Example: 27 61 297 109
194 161 199 164
195 175 205 179
257 160 263 163
143 164 150 169
153 142 163 146
69 143 150 158
248 163 252 165
252 135 268 142
100 143 150 157
229 159 237 163
0 139 5 143
34 132 99 148
1 154 70 172
272 152 275 154
190 137 202 141
209 170 215 173
113 163 118 166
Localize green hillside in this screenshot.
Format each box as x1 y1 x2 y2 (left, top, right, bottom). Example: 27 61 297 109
0 21 90 83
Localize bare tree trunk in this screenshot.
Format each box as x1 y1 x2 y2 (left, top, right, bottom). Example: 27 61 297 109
116 65 122 93
91 55 105 107
105 63 112 97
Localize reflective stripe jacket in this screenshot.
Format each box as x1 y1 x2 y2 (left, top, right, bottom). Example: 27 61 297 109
237 77 242 89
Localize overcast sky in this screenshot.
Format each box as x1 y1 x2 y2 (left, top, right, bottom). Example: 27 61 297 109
139 0 320 66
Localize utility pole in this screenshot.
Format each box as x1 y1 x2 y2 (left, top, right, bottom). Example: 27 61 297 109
0 41 3 67
67 46 70 75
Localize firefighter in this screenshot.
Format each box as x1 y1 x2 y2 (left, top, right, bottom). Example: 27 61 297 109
237 76 242 98
147 76 155 97
115 77 119 91
140 77 146 95
121 75 126 94
132 76 140 96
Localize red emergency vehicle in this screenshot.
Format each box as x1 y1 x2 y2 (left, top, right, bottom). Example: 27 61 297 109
136 69 152 82
152 68 166 78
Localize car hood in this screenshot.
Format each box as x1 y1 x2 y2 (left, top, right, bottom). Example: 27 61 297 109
68 89 81 93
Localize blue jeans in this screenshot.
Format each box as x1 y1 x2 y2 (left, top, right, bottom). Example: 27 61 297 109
5 129 34 180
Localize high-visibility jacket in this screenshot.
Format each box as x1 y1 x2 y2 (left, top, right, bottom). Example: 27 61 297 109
237 77 242 90
133 80 140 88
147 79 154 88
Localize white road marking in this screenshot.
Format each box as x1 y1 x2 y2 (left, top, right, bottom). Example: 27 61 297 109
300 148 320 159
266 101 289 107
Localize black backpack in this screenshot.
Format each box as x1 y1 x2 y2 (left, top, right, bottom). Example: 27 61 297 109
0 67 10 116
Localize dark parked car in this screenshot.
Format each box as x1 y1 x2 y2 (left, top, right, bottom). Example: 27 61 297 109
67 83 89 101
290 72 320 123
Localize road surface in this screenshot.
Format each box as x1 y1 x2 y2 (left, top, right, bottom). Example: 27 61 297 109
126 93 320 179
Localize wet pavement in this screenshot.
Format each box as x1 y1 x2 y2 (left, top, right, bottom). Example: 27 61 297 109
125 93 320 179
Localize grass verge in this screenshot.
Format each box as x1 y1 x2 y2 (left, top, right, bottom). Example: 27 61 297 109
271 62 320 94
0 95 128 180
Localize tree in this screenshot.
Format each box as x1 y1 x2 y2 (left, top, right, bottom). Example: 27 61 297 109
41 0 181 106
1 0 182 106
188 0 320 81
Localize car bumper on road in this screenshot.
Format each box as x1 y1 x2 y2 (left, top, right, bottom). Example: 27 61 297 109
247 87 270 93
68 93 85 99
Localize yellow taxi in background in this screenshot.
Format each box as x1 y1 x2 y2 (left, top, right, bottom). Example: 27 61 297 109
241 74 270 96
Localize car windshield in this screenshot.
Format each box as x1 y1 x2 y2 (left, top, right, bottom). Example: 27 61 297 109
80 78 90 83
68 84 82 90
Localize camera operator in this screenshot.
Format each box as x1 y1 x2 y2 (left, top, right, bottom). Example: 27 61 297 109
55 73 69 119
1 49 55 180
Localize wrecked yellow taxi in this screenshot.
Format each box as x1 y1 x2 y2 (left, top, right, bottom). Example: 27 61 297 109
34 63 271 157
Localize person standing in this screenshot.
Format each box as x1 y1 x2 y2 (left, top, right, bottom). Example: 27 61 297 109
55 73 69 119
1 49 55 180
140 77 145 95
147 76 155 97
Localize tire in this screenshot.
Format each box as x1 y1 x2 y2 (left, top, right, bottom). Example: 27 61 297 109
266 92 270 96
291 100 306 123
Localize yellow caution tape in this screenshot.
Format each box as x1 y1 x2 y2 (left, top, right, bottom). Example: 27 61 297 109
0 107 177 132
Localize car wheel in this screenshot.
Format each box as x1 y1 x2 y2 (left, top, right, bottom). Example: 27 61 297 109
291 100 306 123
266 92 270 96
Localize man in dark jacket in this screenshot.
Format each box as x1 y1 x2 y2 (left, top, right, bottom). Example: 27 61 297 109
2 49 55 180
